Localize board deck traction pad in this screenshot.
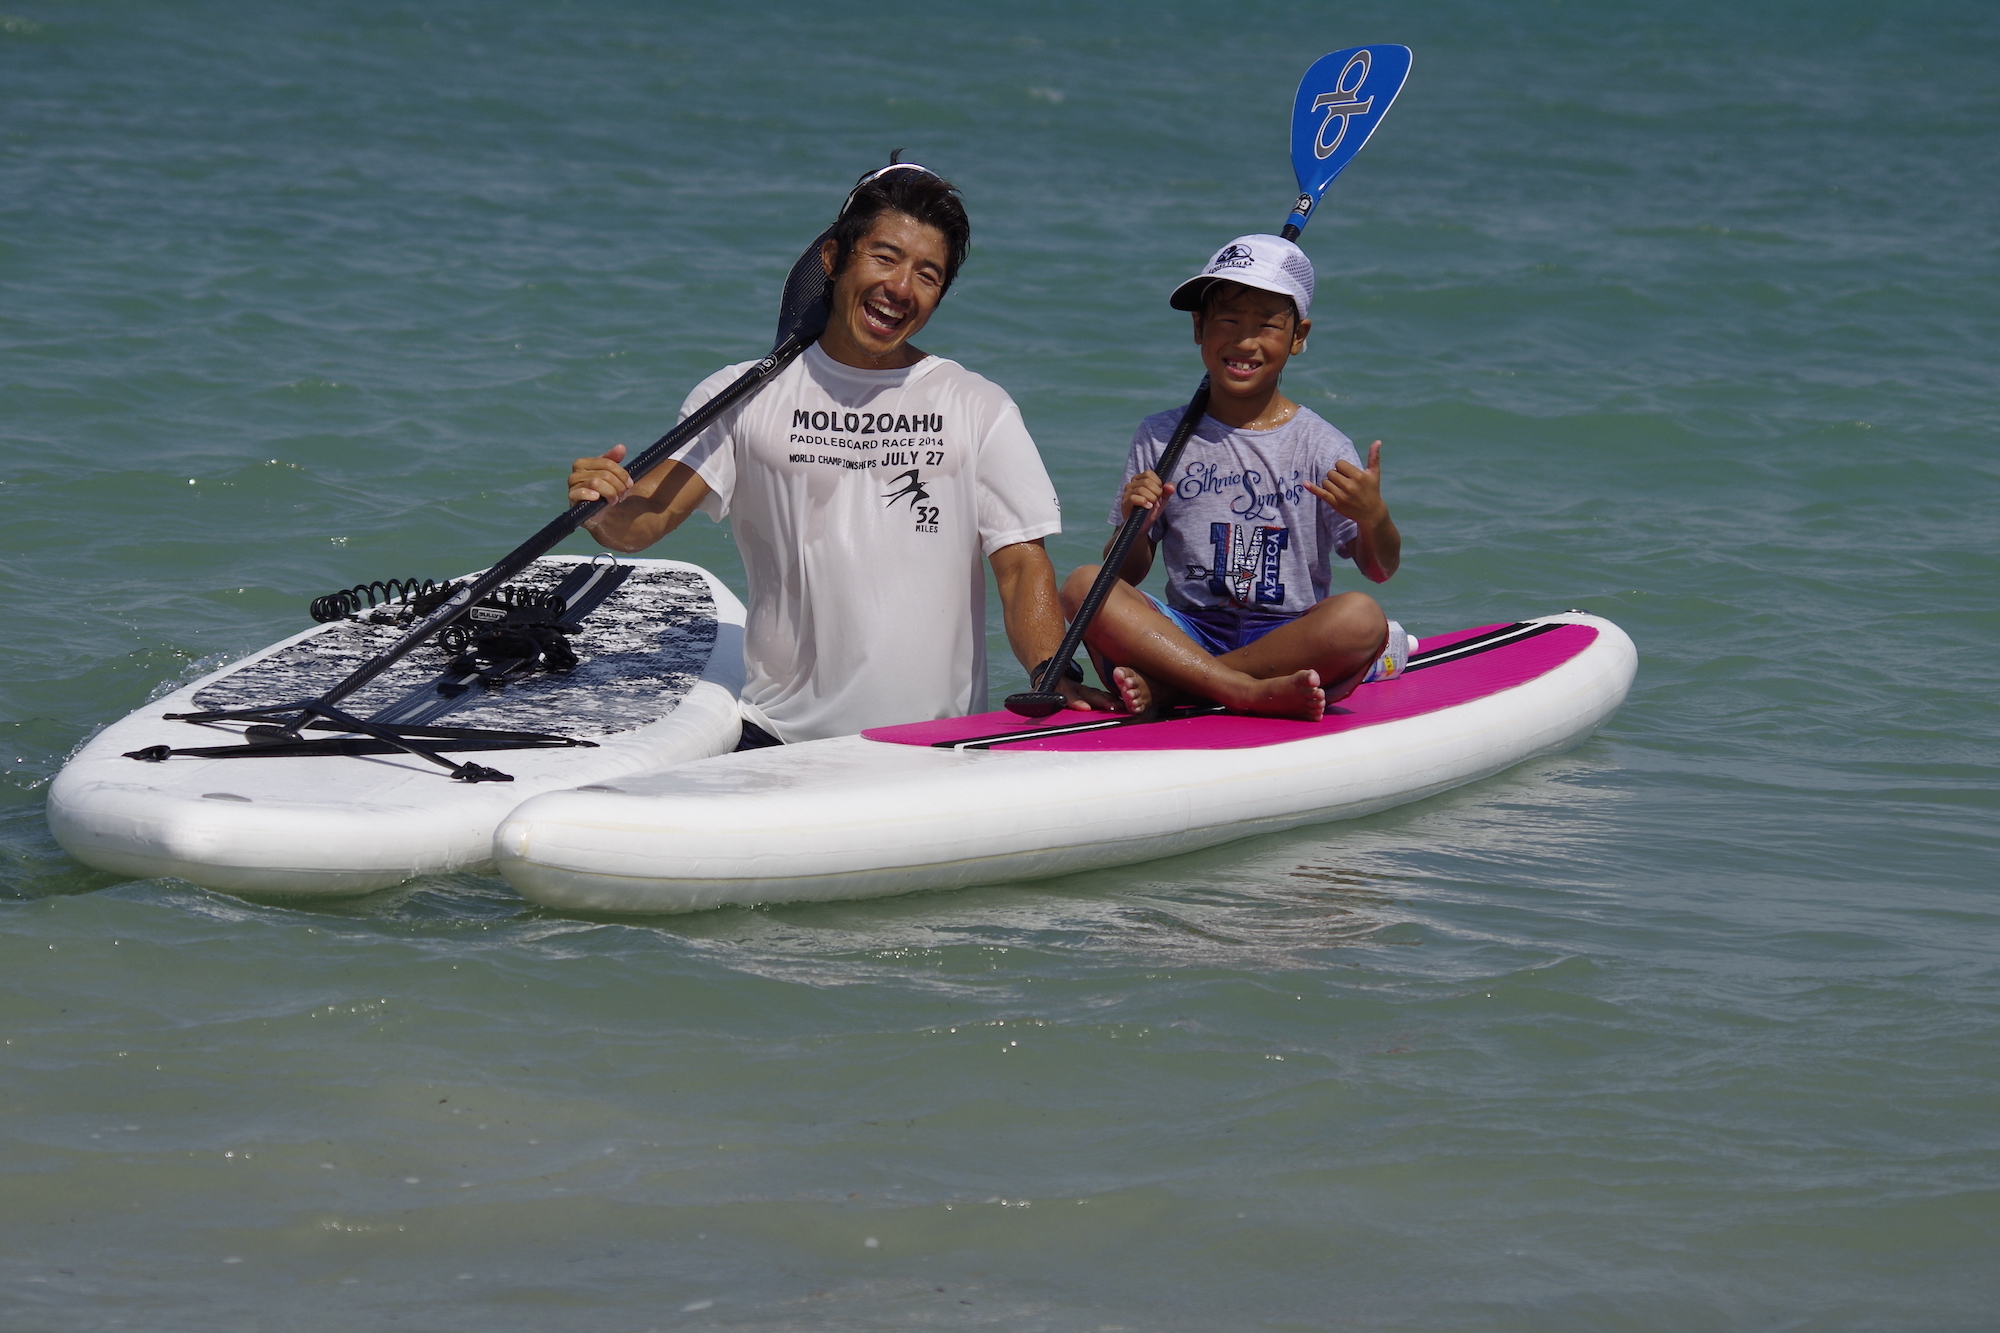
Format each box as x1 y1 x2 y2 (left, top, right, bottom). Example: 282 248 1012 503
184 559 718 748
361 560 633 730
865 620 1594 753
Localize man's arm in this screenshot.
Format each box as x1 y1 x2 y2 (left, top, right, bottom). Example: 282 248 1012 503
569 443 715 554
1304 440 1400 584
989 538 1117 712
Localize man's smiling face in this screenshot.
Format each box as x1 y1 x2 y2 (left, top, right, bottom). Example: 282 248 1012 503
1193 283 1311 404
817 211 950 370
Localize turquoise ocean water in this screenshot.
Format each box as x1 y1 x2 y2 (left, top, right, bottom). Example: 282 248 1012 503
4 2 1996 1327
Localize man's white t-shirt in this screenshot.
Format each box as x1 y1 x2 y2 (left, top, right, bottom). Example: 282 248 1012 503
675 342 1062 743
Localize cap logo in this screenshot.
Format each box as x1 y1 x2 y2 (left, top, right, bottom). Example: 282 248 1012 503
1210 243 1256 273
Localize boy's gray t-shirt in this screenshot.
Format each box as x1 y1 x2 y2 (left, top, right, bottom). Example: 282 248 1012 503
1109 406 1363 617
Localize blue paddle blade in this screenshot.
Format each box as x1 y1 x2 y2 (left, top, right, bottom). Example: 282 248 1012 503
1284 45 1412 236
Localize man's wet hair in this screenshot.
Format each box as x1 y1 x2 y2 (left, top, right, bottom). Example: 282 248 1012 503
828 157 972 293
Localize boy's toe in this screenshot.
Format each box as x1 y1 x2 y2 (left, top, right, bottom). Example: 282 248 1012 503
1112 666 1156 716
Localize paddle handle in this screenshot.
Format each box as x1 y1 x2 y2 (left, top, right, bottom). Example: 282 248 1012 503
1025 377 1211 700
311 330 817 713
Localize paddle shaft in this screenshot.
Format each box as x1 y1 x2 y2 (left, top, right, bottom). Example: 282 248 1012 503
1019 377 1210 703
307 330 816 715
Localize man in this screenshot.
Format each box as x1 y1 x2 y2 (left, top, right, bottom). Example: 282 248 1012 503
569 162 1111 745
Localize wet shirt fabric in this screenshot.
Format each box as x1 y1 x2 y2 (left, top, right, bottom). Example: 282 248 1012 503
678 343 1061 742
1111 406 1363 621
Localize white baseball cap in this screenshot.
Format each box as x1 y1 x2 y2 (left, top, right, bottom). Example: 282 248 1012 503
1169 234 1315 322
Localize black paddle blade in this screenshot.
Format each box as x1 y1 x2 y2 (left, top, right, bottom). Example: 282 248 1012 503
1004 690 1066 719
775 225 835 350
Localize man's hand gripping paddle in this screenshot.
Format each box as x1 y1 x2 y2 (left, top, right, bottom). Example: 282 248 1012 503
1004 44 1412 718
141 229 840 782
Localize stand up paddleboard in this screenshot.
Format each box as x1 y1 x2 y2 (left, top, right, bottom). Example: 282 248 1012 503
493 612 1636 914
49 556 745 896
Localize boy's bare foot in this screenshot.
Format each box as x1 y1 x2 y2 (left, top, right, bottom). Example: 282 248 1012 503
1227 668 1325 721
1112 666 1157 717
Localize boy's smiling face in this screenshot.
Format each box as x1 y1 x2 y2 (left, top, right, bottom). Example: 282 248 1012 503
1192 282 1312 407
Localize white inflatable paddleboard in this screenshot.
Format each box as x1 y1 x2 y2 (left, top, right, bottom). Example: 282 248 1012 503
49 556 745 896
495 611 1637 914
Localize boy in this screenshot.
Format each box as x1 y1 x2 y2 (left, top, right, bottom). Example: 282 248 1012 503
1060 234 1408 721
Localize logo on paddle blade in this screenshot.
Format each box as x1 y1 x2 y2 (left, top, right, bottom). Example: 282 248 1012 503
1311 50 1375 160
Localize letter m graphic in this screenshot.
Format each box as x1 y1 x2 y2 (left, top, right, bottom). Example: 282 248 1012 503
1207 523 1289 605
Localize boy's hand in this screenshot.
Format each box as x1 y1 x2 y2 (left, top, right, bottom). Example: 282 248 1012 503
1305 441 1388 525
1120 469 1168 525
571 443 634 505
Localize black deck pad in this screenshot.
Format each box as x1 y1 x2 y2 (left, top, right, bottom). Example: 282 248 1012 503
192 561 718 739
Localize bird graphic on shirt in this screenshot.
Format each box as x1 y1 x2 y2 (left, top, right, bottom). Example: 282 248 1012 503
881 469 931 509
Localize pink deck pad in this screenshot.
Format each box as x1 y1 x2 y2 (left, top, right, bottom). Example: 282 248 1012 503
864 621 1597 753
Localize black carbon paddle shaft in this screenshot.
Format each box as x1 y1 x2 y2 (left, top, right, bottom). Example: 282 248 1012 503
1014 376 1210 708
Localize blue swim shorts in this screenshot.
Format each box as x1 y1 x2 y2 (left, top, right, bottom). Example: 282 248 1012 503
1136 594 1415 683
1141 592 1294 655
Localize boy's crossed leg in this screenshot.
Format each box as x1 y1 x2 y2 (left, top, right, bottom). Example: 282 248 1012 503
1060 566 1389 722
